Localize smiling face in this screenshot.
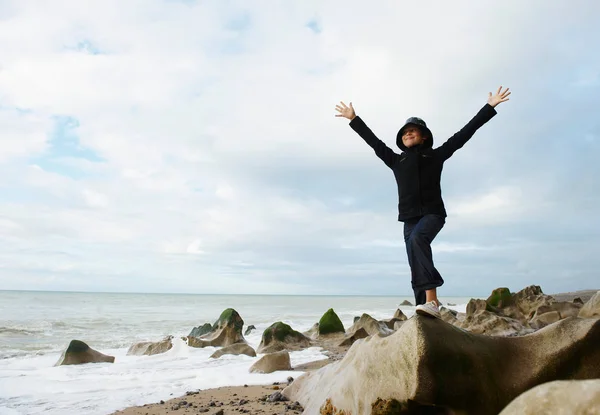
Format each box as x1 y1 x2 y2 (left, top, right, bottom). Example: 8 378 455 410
401 125 426 148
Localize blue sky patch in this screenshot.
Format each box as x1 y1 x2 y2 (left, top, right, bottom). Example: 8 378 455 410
306 19 322 34
30 116 104 179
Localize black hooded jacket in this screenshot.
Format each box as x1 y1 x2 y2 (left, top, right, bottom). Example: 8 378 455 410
349 103 497 221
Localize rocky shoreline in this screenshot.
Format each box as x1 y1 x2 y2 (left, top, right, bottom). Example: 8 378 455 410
53 285 599 414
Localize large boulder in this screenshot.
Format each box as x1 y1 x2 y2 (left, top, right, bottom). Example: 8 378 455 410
187 308 246 348
459 286 566 335
318 309 345 335
249 350 292 374
127 336 173 356
345 313 393 337
210 343 256 359
511 285 555 319
257 322 312 354
499 379 600 414
458 299 529 336
55 340 115 366
283 316 600 415
529 301 583 329
579 291 600 318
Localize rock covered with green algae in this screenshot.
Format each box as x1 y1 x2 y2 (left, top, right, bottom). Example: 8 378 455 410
486 287 514 308
318 308 345 335
187 308 247 348
55 340 115 366
188 323 212 338
257 322 312 354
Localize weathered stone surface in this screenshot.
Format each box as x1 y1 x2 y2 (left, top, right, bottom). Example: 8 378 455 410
459 299 529 336
534 301 582 319
346 313 393 338
529 311 561 330
55 340 115 366
511 285 555 319
210 343 256 359
382 318 405 330
579 291 600 318
257 322 311 354
188 323 212 338
393 320 406 331
127 336 173 356
249 350 291 374
303 322 320 339
392 309 408 321
283 316 600 415
439 306 458 325
338 327 369 347
187 308 246 348
499 379 600 415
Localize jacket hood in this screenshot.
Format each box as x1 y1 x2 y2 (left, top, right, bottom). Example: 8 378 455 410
396 117 434 151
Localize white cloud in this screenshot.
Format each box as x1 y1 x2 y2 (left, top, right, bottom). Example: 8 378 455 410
0 109 50 161
0 1 599 295
82 188 109 208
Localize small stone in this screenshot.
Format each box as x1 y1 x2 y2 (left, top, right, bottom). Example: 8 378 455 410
214 409 224 415
287 376 294 384
160 400 165 404
267 391 288 402
244 384 248 387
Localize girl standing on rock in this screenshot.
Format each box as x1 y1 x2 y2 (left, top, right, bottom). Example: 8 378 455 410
334 87 511 318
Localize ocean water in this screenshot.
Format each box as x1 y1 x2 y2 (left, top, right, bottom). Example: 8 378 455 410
0 291 471 415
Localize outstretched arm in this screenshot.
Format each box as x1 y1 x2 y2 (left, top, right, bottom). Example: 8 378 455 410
437 87 511 161
335 101 399 168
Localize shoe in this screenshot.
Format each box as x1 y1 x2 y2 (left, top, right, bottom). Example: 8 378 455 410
415 301 441 319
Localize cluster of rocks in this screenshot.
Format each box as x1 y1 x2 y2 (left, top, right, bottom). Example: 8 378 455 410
53 286 600 414
282 287 600 415
56 287 599 366
450 285 592 336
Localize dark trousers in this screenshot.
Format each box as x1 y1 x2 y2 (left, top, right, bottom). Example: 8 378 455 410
403 214 446 305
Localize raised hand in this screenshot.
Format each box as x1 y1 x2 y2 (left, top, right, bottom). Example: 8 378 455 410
335 101 356 120
488 86 511 108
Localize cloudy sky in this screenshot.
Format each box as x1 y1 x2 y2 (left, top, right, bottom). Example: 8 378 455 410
0 1 598 297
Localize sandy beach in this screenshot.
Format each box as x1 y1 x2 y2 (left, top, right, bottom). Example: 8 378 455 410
109 356 337 414
111 383 303 415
